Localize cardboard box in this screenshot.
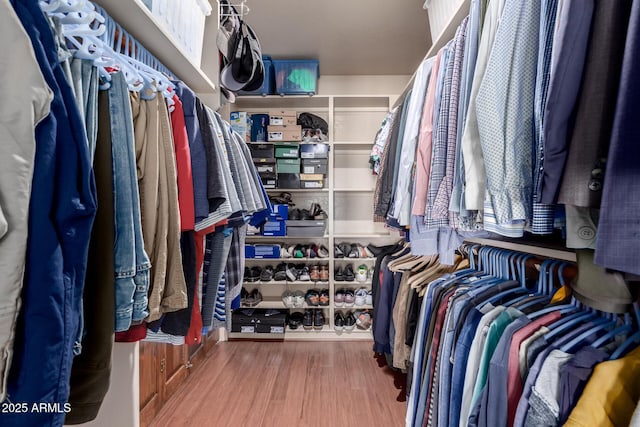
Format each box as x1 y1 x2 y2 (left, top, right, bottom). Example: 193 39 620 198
301 158 328 174
277 158 301 174
269 110 297 118
268 125 302 142
300 173 324 181
262 219 286 236
274 143 300 158
277 173 300 189
249 143 274 159
269 115 297 126
300 143 329 159
300 179 324 189
230 111 250 142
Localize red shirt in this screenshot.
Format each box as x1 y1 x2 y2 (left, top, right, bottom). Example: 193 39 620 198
170 94 195 231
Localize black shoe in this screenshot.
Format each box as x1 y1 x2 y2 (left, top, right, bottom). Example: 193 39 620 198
303 310 313 330
246 266 261 282
334 245 345 258
300 209 312 220
274 263 288 281
289 208 301 220
344 264 355 282
313 309 325 330
344 311 356 331
260 265 274 282
240 287 249 306
335 267 345 281
288 312 304 330
334 312 345 331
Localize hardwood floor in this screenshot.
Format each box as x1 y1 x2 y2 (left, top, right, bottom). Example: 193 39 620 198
149 341 406 427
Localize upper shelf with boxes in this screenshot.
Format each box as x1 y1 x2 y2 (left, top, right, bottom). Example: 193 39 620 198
231 109 330 191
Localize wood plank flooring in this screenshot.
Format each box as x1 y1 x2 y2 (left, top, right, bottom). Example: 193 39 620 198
150 341 406 427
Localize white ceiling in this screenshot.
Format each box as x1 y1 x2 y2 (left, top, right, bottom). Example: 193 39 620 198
242 0 432 76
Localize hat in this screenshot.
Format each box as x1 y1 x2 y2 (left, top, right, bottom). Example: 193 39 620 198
220 21 264 92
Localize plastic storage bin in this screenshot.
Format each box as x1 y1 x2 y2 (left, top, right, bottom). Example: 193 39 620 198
239 56 275 96
286 220 326 237
273 59 319 95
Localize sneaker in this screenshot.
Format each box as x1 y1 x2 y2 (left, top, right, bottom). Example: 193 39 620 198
344 264 355 282
319 289 330 306
293 291 305 308
344 289 355 307
299 265 311 281
313 309 325 330
305 289 320 306
356 310 372 330
245 288 262 307
317 245 330 258
274 263 288 281
365 290 373 306
334 311 345 331
344 311 356 331
288 312 304 330
355 265 368 283
240 287 249 305
282 291 294 307
354 288 368 306
309 265 320 281
348 244 360 258
286 263 298 281
319 265 329 282
245 266 261 282
335 289 345 307
293 245 305 259
260 265 274 282
281 245 292 258
334 245 345 258
303 310 313 330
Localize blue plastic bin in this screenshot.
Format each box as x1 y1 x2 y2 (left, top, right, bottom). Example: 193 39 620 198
238 56 275 96
273 59 319 95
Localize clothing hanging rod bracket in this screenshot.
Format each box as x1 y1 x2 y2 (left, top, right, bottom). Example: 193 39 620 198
219 0 249 19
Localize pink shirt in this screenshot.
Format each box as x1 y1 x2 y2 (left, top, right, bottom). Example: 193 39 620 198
412 48 444 216
507 311 562 426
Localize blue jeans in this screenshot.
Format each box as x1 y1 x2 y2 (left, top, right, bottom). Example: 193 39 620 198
108 71 151 332
4 1 96 426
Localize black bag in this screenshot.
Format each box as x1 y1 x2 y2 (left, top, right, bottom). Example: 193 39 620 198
297 112 329 136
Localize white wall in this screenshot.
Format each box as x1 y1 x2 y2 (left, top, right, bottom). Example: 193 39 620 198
317 75 411 96
424 0 466 41
74 343 140 427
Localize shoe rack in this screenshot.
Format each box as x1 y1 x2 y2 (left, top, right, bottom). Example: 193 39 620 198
231 95 401 341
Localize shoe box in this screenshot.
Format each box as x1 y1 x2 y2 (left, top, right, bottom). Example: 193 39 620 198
250 113 269 142
300 143 329 159
286 220 327 237
277 173 300 189
231 308 287 334
301 158 328 174
254 157 277 188
276 158 301 174
300 173 324 189
270 204 289 220
245 244 281 259
268 125 302 142
268 110 297 126
274 142 300 158
250 144 275 159
262 218 286 236
230 111 250 143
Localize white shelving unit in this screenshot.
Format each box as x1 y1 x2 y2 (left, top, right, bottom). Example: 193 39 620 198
234 94 402 340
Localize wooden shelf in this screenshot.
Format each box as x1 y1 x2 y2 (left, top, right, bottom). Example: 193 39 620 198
332 141 374 146
265 188 329 193
94 0 216 94
246 235 330 240
243 280 330 286
334 188 375 192
464 237 577 262
334 304 374 309
334 233 393 239
333 257 377 262
228 332 284 340
245 258 330 262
